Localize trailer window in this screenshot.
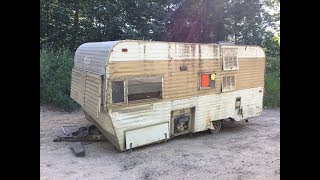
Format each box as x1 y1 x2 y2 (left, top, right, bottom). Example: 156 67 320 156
222 75 236 92
112 81 124 103
222 48 238 70
128 77 162 101
200 73 216 89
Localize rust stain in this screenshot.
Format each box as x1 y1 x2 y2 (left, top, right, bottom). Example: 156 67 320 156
206 112 211 126
167 43 171 60
198 45 203 73
191 44 196 57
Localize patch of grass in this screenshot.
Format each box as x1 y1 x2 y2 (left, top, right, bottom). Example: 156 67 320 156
40 48 79 111
264 72 280 107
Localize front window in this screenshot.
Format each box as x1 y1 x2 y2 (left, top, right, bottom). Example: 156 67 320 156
128 77 162 101
111 76 162 104
112 81 124 103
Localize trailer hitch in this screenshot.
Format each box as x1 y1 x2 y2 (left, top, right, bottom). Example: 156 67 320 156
53 125 107 142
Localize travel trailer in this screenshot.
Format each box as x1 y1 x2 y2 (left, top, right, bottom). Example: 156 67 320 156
70 40 265 151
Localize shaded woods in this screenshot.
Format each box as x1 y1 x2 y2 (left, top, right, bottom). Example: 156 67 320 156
40 0 280 111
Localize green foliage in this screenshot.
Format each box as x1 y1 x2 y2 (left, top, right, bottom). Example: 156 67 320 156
40 0 280 109
166 0 267 44
262 32 280 107
262 32 280 76
264 72 280 107
40 48 79 111
40 0 275 49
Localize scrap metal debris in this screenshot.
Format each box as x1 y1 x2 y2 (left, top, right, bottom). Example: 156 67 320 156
53 124 107 157
71 142 85 157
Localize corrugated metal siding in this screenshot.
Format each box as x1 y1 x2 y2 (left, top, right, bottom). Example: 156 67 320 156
70 68 116 137
108 59 222 103
70 68 102 119
70 68 86 106
111 87 263 151
83 73 102 119
107 41 264 107
236 58 265 90
74 41 120 75
108 59 265 105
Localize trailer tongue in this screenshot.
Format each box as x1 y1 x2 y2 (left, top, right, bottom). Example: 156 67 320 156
53 124 106 142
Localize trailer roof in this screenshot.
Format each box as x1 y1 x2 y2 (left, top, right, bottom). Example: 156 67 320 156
74 40 264 75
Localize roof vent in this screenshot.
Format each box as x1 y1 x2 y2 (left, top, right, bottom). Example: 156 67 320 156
218 41 235 45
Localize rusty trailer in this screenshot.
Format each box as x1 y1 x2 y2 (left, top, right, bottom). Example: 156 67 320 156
69 40 265 152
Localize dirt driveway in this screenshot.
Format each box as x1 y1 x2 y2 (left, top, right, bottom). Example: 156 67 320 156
40 106 280 180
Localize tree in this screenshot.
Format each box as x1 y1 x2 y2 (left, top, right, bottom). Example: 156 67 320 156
40 0 279 50
166 0 267 45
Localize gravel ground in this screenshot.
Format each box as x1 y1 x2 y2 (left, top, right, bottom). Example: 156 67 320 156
40 106 280 180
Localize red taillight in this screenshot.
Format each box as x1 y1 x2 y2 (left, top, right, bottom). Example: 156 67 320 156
201 74 209 87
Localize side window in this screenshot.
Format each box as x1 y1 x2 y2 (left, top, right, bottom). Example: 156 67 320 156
222 48 238 70
112 81 124 103
222 75 236 92
200 73 216 89
128 77 162 101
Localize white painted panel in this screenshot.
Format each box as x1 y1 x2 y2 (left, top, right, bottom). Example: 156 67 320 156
125 123 169 149
222 45 265 58
112 87 263 150
110 41 222 62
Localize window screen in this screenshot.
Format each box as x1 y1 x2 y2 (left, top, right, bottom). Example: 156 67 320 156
223 48 238 70
200 73 216 89
222 75 236 92
112 81 124 103
128 77 162 101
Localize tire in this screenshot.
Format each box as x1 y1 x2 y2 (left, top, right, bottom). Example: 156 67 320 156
210 120 222 134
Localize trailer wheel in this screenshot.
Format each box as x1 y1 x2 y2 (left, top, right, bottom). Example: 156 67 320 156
210 120 222 134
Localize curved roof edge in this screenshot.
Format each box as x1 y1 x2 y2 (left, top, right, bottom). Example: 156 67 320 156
73 40 265 75
74 41 121 75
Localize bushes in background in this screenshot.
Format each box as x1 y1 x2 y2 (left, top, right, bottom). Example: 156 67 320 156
264 70 280 107
40 48 78 111
262 32 280 108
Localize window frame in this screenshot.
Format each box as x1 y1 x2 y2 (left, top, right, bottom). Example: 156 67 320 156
111 80 126 104
198 72 217 90
221 74 236 92
127 77 163 102
110 76 163 105
222 48 239 71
